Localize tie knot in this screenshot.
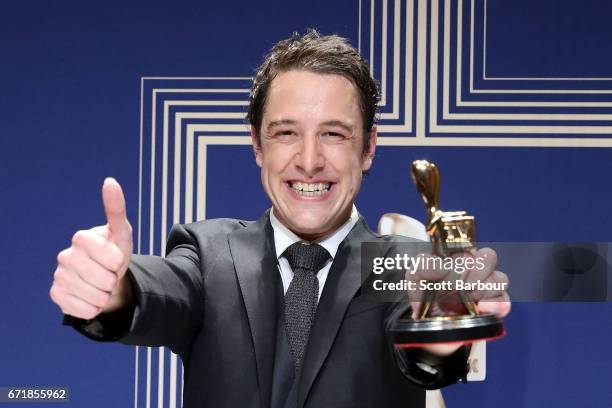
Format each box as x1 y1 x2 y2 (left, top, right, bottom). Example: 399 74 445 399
284 242 330 272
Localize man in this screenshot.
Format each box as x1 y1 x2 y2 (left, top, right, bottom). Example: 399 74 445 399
50 30 510 407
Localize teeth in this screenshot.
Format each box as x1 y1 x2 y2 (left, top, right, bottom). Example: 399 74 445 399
290 182 331 196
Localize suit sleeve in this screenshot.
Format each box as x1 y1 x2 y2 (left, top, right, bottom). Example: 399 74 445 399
64 224 204 356
385 302 471 390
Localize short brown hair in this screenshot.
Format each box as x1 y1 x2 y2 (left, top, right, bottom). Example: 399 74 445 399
246 29 379 153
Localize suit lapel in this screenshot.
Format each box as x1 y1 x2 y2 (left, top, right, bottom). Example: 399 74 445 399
228 211 278 408
297 217 377 408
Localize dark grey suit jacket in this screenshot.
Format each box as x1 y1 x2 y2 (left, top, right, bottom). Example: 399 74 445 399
67 211 468 407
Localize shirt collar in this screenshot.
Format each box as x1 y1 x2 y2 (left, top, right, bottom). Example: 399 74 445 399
269 205 360 260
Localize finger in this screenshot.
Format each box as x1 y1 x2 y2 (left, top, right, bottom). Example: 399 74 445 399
102 178 131 241
69 231 126 273
478 247 497 274
53 265 112 308
410 301 422 319
408 253 452 282
58 246 120 292
405 253 453 306
477 292 511 318
470 270 509 302
463 247 497 284
49 285 101 320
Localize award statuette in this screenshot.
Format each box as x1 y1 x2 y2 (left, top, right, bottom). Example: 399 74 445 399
390 160 505 345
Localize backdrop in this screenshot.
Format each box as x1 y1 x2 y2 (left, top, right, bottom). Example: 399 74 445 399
1 1 611 407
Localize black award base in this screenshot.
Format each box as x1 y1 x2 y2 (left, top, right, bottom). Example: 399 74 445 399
390 314 505 347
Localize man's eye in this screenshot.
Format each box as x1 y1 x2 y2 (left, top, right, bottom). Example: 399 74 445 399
274 130 297 137
323 132 346 140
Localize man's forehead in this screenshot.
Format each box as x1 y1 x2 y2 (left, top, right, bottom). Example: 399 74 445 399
263 70 362 127
268 69 358 94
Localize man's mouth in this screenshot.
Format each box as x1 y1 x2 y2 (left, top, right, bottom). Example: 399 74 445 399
288 181 332 197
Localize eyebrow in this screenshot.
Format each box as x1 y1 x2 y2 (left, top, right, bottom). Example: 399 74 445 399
320 120 354 133
266 119 354 134
266 119 298 133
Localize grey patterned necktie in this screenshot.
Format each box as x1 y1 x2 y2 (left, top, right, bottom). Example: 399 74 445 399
283 242 330 375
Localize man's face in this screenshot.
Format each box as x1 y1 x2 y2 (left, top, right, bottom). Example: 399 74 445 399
251 70 377 241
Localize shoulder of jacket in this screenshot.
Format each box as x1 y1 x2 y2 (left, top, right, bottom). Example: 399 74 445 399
180 218 253 237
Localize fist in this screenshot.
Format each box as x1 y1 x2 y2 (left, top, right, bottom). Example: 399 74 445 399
405 248 511 356
49 178 133 320
406 248 511 319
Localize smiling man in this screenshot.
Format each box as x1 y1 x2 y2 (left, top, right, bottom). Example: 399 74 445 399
51 30 509 408
253 69 374 241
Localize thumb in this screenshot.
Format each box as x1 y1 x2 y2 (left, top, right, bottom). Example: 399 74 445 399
102 177 132 246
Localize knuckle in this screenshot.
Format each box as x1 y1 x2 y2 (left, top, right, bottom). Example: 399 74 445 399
56 249 70 265
72 230 86 246
49 285 59 302
50 286 68 311
53 267 67 284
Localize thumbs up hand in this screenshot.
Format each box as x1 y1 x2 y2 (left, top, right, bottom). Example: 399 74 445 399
50 178 134 320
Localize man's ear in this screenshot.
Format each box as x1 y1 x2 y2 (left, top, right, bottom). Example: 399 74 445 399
251 125 263 167
361 126 377 172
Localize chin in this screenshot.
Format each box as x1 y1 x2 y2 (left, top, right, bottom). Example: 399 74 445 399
291 220 327 234
287 217 330 238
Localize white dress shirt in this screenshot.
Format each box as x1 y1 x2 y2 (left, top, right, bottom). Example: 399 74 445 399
269 205 360 301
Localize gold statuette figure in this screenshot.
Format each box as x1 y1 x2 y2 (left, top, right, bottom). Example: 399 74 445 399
390 160 505 345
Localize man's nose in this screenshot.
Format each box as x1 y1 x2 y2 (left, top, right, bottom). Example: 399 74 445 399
295 134 325 175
